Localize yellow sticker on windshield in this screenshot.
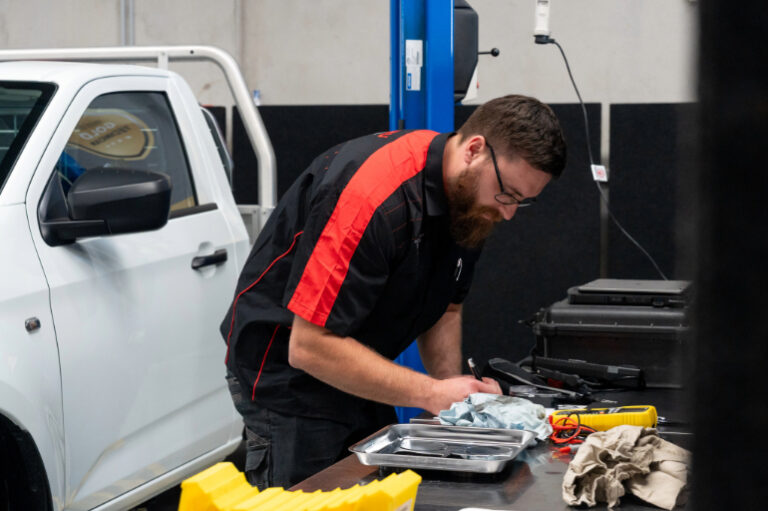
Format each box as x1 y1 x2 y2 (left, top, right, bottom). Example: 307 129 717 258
68 108 155 160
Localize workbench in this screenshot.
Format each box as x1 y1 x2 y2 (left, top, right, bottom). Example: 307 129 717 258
291 389 692 510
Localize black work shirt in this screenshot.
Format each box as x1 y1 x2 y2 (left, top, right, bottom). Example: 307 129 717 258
220 130 481 424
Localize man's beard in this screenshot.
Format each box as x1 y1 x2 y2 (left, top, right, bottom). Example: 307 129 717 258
446 168 503 249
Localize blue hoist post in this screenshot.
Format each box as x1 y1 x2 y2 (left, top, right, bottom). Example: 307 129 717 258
391 0 455 423
390 0 455 133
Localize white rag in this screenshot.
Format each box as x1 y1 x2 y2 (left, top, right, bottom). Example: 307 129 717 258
562 425 691 510
438 393 553 440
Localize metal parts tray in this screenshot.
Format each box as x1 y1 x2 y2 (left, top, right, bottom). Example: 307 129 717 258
349 424 535 473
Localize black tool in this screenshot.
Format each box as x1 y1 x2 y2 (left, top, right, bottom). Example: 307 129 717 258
531 356 645 388
486 358 583 399
515 355 645 390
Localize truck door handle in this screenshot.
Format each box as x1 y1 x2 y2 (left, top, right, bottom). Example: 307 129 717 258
191 248 228 270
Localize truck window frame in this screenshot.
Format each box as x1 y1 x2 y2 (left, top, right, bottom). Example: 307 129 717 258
200 106 233 185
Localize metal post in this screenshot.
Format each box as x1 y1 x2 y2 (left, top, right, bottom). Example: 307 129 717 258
600 102 610 277
425 0 454 132
390 0 454 132
120 0 135 46
389 0 402 130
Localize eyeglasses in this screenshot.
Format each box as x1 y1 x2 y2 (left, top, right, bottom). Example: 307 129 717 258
487 142 537 207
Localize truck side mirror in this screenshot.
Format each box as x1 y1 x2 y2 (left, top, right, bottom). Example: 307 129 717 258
39 168 172 246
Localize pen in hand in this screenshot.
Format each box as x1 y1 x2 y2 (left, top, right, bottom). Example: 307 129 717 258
467 357 482 381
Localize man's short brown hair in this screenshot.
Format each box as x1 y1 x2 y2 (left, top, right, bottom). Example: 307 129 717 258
458 94 567 177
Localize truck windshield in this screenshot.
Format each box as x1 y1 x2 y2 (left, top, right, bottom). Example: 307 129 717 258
0 81 56 194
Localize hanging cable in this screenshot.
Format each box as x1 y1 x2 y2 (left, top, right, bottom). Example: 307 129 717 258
540 36 668 280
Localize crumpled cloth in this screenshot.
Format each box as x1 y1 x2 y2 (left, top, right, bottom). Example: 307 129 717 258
562 425 691 510
438 393 553 440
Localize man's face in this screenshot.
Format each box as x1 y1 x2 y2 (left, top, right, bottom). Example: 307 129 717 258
446 146 552 249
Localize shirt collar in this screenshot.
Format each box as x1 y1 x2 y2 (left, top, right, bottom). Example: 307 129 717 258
424 132 455 217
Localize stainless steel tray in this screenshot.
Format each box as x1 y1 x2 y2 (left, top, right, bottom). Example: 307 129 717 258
348 424 535 473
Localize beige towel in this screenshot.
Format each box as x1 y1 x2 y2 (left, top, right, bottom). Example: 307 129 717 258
562 425 691 509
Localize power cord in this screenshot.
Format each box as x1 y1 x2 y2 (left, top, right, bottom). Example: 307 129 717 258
537 36 669 280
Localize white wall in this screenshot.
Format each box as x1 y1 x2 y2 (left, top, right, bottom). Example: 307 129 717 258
475 0 698 105
0 0 119 49
0 0 698 106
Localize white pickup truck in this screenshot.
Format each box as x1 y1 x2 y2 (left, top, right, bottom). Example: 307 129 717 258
0 47 276 510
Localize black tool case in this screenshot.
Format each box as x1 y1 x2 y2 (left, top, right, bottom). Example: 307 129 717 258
532 282 690 388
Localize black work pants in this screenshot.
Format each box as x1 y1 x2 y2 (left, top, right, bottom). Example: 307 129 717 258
226 371 394 489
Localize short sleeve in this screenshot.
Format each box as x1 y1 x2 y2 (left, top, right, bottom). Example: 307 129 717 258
284 204 395 337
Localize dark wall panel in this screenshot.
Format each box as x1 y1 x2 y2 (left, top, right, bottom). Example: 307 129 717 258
608 103 696 280
231 107 259 205
232 105 389 203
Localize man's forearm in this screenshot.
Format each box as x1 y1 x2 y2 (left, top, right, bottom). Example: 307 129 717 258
417 303 463 379
289 316 437 409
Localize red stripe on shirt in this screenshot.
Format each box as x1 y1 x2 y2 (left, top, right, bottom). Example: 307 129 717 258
287 130 437 326
252 324 280 400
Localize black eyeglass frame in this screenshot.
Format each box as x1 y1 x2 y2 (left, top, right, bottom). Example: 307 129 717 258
486 142 537 207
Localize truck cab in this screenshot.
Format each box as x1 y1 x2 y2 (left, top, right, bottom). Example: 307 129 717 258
0 58 258 510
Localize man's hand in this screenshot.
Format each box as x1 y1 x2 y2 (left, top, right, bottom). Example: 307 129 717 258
422 375 502 416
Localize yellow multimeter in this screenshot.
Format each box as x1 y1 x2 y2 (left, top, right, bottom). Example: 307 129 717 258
549 405 658 431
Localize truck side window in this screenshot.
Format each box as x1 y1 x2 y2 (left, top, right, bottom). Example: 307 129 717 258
55 91 197 213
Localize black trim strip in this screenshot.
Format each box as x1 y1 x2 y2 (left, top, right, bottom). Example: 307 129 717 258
169 202 218 219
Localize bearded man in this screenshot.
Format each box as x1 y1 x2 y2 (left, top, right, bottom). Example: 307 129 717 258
221 94 567 488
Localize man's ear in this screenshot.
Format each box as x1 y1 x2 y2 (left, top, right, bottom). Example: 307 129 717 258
463 135 487 165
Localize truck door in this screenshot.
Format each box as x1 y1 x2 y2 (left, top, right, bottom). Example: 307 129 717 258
25 75 241 510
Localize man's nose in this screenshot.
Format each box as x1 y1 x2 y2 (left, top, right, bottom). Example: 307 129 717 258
500 203 518 221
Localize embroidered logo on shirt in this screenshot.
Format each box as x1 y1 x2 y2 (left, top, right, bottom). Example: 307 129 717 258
455 258 463 281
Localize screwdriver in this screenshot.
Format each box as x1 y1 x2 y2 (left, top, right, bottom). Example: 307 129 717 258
467 358 482 381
